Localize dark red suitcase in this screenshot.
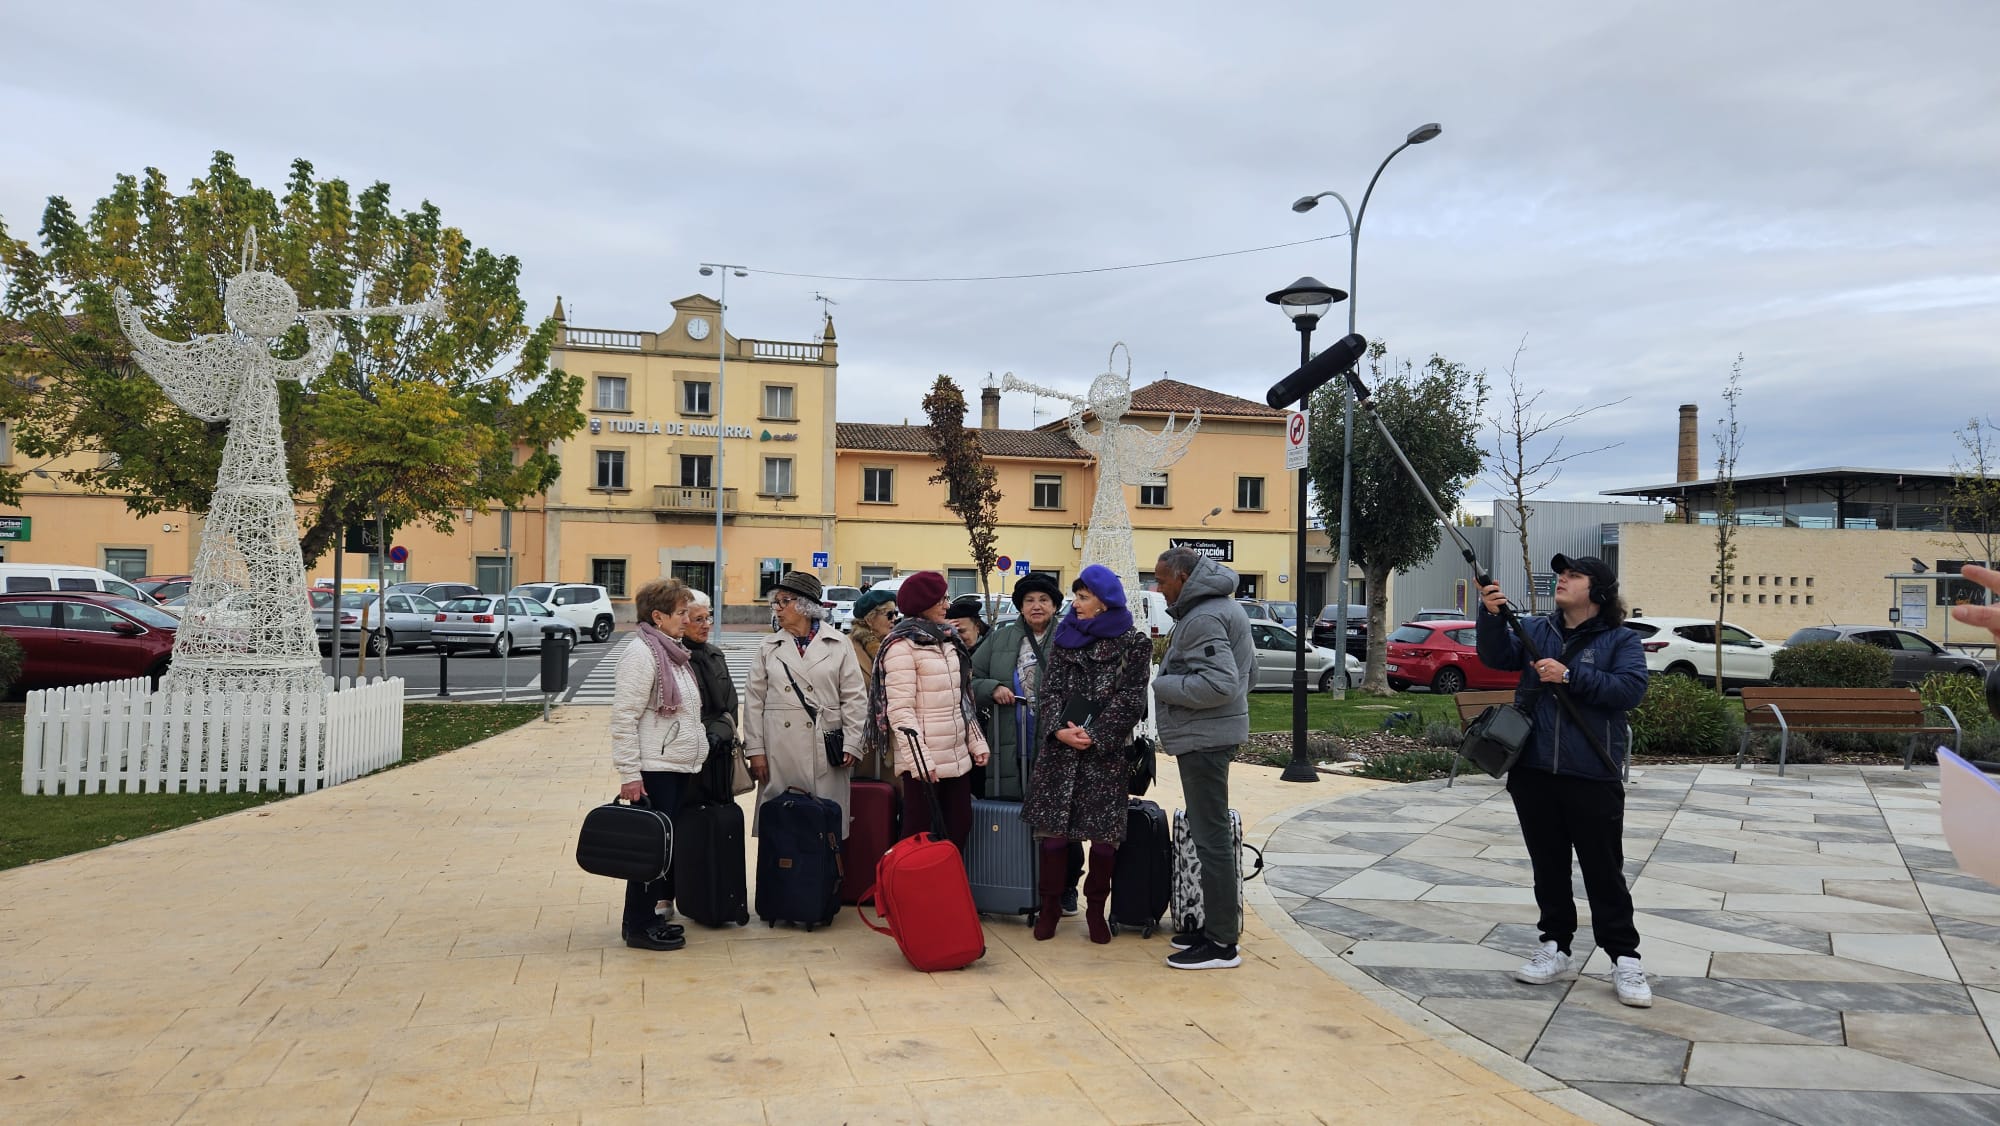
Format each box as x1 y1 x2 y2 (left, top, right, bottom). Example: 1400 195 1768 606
841 778 899 905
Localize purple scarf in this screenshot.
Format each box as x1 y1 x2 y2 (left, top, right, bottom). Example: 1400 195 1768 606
636 622 692 715
1053 605 1134 648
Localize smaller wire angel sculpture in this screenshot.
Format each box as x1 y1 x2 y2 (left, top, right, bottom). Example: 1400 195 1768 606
113 229 440 698
1005 344 1199 591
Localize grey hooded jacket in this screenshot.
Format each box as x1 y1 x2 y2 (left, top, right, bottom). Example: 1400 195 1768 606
1152 556 1255 754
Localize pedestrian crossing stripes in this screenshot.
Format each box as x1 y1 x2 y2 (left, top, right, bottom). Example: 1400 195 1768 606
561 633 762 706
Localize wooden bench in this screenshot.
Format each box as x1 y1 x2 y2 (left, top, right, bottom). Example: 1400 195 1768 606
1735 687 1961 776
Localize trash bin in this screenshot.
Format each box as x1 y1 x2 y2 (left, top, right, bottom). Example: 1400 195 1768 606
540 626 572 694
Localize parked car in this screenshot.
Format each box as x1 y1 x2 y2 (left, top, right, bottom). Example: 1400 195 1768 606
1622 616 1784 688
1782 625 1985 687
1238 599 1299 629
432 595 578 656
1247 621 1361 692
1310 603 1371 659
0 563 157 604
316 591 444 655
1384 620 1515 694
508 582 617 642
383 581 482 606
821 585 863 630
1409 608 1468 623
0 592 177 690
135 574 195 602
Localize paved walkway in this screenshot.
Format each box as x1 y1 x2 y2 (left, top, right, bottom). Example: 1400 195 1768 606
1263 763 2000 1126
0 709 1594 1125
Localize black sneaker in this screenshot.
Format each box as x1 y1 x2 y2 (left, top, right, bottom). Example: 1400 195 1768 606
622 922 686 950
1168 929 1203 950
1061 890 1080 917
1166 940 1241 970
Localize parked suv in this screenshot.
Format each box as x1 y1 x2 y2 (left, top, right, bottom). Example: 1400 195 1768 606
0 592 178 690
0 563 156 604
508 583 617 642
1782 625 1985 687
822 585 863 630
1310 603 1371 659
1623 616 1784 689
385 581 482 605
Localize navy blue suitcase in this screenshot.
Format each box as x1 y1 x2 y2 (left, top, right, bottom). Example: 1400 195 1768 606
755 788 843 930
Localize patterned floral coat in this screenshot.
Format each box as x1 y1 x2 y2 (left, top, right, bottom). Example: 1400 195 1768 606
1021 629 1152 845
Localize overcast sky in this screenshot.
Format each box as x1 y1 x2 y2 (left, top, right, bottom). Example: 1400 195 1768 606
4 1 1995 502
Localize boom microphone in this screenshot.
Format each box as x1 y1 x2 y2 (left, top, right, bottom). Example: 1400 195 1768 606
1263 332 1368 409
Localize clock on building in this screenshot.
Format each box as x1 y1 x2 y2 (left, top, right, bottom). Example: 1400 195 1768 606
686 316 711 341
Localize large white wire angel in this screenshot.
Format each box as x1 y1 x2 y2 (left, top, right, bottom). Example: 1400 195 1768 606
112 229 440 697
1005 343 1199 590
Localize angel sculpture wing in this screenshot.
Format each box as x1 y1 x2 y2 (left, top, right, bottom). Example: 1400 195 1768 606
112 287 248 421
1121 409 1202 485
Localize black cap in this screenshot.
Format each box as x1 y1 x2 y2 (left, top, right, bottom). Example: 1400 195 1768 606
1550 553 1617 596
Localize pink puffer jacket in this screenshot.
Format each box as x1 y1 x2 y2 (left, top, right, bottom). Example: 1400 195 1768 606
880 637 989 779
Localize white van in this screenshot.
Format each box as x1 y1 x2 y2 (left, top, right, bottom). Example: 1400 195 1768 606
0 563 154 603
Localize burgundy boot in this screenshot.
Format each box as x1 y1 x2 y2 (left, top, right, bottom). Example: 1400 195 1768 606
1084 843 1116 944
1033 838 1068 941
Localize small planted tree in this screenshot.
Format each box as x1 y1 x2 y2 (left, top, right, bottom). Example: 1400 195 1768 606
1482 335 1626 613
1946 416 2000 605
922 375 1002 607
1711 357 1745 694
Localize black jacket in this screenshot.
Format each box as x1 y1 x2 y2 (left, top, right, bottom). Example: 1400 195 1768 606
1475 606 1648 781
687 639 740 801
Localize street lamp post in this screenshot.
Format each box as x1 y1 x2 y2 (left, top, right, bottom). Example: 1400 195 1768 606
1291 122 1441 708
698 262 747 628
1267 277 1348 784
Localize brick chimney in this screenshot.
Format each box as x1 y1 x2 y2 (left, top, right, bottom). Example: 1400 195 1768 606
981 384 1001 430
1677 404 1699 482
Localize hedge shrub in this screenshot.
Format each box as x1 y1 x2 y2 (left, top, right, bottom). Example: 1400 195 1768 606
1772 640 1892 688
1630 673 1735 756
1919 671 1996 735
0 631 20 696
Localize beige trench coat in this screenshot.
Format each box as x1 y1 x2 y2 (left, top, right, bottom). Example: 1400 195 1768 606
743 627 870 837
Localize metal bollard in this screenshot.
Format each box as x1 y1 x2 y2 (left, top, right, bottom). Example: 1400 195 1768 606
435 646 451 698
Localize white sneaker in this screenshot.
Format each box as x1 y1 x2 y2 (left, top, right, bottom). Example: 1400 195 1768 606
1513 941 1572 985
1613 956 1652 1007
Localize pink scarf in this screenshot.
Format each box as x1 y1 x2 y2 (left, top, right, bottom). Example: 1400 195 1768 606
636 622 692 715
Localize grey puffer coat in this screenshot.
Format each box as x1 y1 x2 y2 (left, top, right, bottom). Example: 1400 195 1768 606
1152 557 1254 754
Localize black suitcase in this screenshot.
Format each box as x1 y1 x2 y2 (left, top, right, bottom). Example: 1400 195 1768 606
755 788 843 930
674 799 750 927
964 718 1037 922
1109 798 1170 938
575 798 672 882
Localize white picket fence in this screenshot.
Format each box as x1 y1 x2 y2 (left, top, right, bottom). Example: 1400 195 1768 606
20 677 405 795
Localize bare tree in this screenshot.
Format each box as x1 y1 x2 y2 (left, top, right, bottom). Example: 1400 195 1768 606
922 375 1003 608
1482 337 1627 612
1945 416 2000 606
1712 357 1745 693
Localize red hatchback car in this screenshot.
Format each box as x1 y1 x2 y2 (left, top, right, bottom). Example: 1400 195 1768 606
1384 619 1513 695
0 591 179 691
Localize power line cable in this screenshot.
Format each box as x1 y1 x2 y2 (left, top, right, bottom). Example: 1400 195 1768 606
742 233 1346 284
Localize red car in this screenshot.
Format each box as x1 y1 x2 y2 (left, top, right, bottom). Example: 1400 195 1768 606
1384 619 1513 695
0 591 178 691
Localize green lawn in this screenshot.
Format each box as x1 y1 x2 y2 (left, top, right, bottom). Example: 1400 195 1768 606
1247 690 1459 734
0 701 540 871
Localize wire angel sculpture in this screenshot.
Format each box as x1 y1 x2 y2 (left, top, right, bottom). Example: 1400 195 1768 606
113 229 440 698
1005 343 1199 591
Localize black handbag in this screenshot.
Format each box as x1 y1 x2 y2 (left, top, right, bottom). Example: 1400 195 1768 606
575 796 673 882
1127 733 1158 797
779 659 848 769
1459 704 1533 778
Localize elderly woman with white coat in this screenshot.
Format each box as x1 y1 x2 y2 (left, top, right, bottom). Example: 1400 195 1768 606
609 577 709 952
869 571 990 854
743 570 869 837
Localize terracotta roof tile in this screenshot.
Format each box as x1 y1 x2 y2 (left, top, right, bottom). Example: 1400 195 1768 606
837 422 1087 461
1126 378 1284 419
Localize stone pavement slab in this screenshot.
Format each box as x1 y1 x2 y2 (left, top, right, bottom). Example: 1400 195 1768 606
0 707 1593 1126
1264 762 2000 1125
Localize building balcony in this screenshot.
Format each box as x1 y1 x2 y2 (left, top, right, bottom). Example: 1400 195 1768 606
654 485 739 518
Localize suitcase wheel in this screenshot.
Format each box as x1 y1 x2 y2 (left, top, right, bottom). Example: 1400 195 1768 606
1108 919 1121 937
1025 911 1038 928
1142 922 1156 939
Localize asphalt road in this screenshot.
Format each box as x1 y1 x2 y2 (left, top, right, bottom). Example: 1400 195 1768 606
327 629 768 703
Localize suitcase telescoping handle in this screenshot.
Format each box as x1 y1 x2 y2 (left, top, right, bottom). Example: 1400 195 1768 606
899 725 953 844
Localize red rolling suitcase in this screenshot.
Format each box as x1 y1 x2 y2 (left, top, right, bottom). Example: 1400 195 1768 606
841 756 900 906
856 728 985 972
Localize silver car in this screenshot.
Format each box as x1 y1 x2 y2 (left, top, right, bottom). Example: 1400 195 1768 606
432 595 578 656
1248 621 1361 693
315 591 443 656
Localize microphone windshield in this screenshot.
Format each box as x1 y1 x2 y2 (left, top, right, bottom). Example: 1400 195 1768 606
1264 333 1368 409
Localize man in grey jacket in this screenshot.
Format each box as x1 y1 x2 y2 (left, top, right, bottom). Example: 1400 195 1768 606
1151 547 1256 970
